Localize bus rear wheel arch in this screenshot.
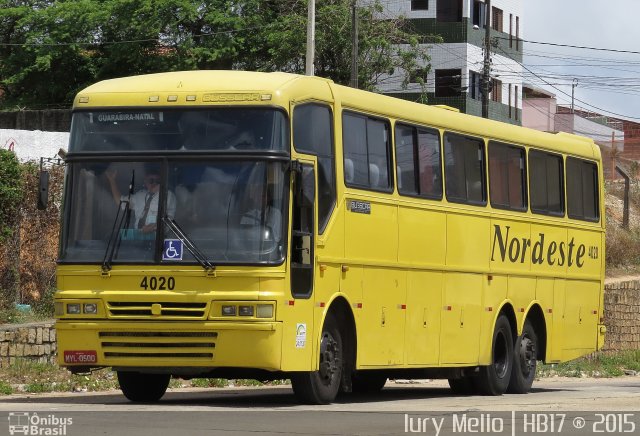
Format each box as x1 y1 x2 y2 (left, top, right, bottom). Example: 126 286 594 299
117 371 170 402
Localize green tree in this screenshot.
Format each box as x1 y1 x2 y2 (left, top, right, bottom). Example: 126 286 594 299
0 149 23 242
0 0 437 108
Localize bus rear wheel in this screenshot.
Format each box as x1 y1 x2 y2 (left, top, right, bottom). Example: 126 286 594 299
291 314 343 404
117 371 170 402
476 314 513 396
507 320 538 394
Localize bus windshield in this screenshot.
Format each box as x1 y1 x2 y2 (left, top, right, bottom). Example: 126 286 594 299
60 160 288 265
69 108 289 152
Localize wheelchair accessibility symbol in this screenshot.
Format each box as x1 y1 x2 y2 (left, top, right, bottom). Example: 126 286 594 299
163 239 183 261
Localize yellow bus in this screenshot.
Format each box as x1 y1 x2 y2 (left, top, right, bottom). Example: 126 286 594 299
50 70 605 404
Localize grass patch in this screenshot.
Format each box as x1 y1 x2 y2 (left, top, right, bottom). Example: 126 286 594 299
0 380 13 395
0 358 119 394
537 351 640 378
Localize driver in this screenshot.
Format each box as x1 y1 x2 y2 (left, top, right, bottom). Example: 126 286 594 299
106 166 176 233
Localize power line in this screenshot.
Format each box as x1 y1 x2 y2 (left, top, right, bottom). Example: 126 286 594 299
512 37 640 56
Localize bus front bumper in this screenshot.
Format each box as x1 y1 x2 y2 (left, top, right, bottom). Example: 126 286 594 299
55 321 282 371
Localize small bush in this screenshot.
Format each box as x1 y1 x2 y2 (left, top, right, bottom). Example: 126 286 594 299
606 226 640 268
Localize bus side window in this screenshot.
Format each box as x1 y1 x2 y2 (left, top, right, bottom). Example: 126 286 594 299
395 122 442 199
529 150 564 216
445 132 486 205
343 111 393 193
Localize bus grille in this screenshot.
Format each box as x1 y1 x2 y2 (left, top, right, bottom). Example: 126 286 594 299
99 331 217 360
106 301 207 319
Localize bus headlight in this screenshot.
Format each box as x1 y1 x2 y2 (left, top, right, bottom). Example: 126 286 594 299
66 303 81 315
83 303 98 314
238 305 254 317
221 305 236 316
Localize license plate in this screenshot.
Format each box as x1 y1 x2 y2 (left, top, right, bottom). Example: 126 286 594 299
64 350 97 364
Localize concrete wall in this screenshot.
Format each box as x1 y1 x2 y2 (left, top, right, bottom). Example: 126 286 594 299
0 322 56 367
0 129 69 163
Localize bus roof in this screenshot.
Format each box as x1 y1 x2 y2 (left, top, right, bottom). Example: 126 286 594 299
75 70 600 160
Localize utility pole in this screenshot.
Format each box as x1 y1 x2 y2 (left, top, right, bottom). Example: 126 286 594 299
305 0 315 76
482 0 492 118
350 0 359 88
571 78 579 113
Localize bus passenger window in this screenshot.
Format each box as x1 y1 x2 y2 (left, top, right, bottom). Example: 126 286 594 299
343 111 392 192
444 133 486 205
566 157 599 222
529 150 564 216
488 142 526 211
395 123 442 199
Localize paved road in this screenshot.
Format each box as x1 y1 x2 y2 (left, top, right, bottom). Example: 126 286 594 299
1 377 639 435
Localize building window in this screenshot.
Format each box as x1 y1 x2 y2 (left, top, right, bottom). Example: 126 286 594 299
515 86 519 120
437 0 462 22
489 142 526 211
516 16 520 51
566 157 599 222
470 71 482 100
411 0 429 11
491 7 503 32
508 84 512 118
343 111 392 192
509 14 513 47
529 150 564 216
472 0 486 28
444 133 486 205
435 69 462 97
395 123 442 199
491 78 502 103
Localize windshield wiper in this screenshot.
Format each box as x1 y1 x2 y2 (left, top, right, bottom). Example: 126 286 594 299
102 171 135 273
162 216 216 275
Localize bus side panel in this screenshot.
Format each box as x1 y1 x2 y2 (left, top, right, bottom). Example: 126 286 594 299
478 274 508 364
359 267 406 366
530 225 568 277
398 205 446 266
508 276 536 333
548 279 566 363
567 228 602 278
535 277 556 362
405 270 443 365
440 273 482 365
489 220 531 274
344 198 398 264
445 213 489 271
562 279 600 361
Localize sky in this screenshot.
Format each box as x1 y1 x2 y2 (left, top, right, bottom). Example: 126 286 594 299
523 0 640 122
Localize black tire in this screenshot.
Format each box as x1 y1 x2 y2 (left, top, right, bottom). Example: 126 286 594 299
117 371 170 402
476 314 514 396
291 314 343 404
507 320 538 394
352 371 387 393
448 376 476 395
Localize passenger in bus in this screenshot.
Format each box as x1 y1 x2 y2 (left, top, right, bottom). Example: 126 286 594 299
105 166 176 234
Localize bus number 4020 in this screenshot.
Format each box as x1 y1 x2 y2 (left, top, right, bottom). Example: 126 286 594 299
140 276 175 290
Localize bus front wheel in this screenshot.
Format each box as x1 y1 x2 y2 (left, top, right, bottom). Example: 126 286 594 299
291 314 343 404
117 371 170 402
476 314 514 396
507 320 538 394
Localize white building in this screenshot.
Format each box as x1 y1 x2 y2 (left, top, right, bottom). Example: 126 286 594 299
372 0 524 125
